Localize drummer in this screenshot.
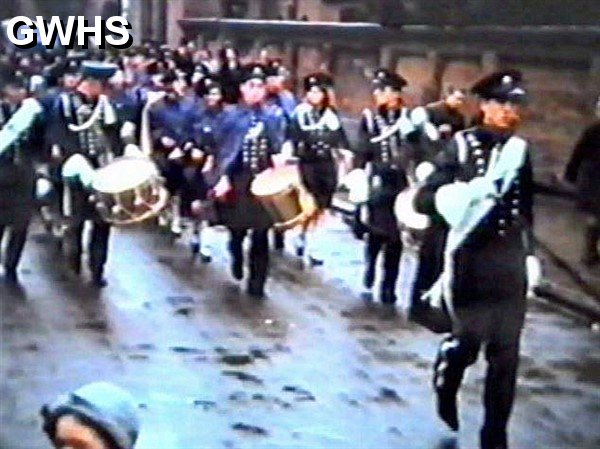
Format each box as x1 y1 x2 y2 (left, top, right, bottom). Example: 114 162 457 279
265 58 298 252
287 72 350 266
47 61 121 287
212 64 286 298
146 69 198 235
355 68 428 308
183 76 229 262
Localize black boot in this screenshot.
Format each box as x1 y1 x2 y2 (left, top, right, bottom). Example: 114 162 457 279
435 387 459 431
90 267 108 288
231 256 243 280
3 268 19 285
433 337 468 432
481 428 508 449
247 279 265 298
273 231 285 252
380 288 397 305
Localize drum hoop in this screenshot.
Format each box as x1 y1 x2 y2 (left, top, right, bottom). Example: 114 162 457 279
99 184 170 226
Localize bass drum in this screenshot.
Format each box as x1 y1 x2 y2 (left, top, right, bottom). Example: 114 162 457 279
91 156 169 226
251 165 317 230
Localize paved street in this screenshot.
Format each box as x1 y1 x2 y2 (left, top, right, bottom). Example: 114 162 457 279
1 216 599 449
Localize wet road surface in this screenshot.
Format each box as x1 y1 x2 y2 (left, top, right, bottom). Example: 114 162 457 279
1 216 599 449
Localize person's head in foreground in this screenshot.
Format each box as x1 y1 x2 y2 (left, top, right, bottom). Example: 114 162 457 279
41 382 140 449
472 69 527 133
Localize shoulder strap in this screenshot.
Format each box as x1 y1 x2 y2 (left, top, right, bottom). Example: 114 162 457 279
60 93 72 120
362 108 374 135
454 130 468 164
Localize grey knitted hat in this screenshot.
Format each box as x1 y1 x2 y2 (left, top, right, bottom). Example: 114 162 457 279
41 382 140 449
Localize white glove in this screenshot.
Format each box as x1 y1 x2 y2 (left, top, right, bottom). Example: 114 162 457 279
51 144 62 159
120 120 136 140
343 169 369 204
161 136 176 148
415 161 435 183
422 122 440 141
36 178 53 199
191 148 205 161
410 107 428 127
526 255 543 297
280 141 295 160
62 154 95 188
213 175 232 199
168 147 184 160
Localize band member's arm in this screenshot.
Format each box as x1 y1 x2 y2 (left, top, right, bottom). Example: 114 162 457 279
520 151 536 254
354 112 375 169
266 111 286 157
102 111 122 157
334 120 351 152
148 109 176 149
564 123 600 184
0 98 44 156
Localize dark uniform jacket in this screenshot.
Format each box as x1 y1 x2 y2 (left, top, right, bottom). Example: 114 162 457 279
178 105 228 211
287 103 348 208
565 120 600 215
0 100 45 225
415 127 534 315
47 92 121 221
215 104 285 229
357 106 423 239
148 97 198 152
48 92 121 165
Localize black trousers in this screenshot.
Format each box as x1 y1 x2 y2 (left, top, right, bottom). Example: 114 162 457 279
434 232 526 449
228 228 269 287
65 219 111 278
365 232 402 299
0 222 29 274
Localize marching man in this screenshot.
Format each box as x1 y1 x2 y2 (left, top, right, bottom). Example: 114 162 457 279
414 70 541 449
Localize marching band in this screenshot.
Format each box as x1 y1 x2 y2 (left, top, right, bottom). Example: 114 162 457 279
0 42 544 449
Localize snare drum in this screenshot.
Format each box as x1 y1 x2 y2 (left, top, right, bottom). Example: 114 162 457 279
251 165 317 230
91 156 169 225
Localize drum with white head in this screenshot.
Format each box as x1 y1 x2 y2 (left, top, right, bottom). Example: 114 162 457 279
251 165 317 230
91 156 169 225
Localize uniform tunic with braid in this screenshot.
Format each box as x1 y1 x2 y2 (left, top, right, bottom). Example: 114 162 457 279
357 106 417 239
288 103 349 209
48 92 120 220
415 126 534 317
215 105 285 230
